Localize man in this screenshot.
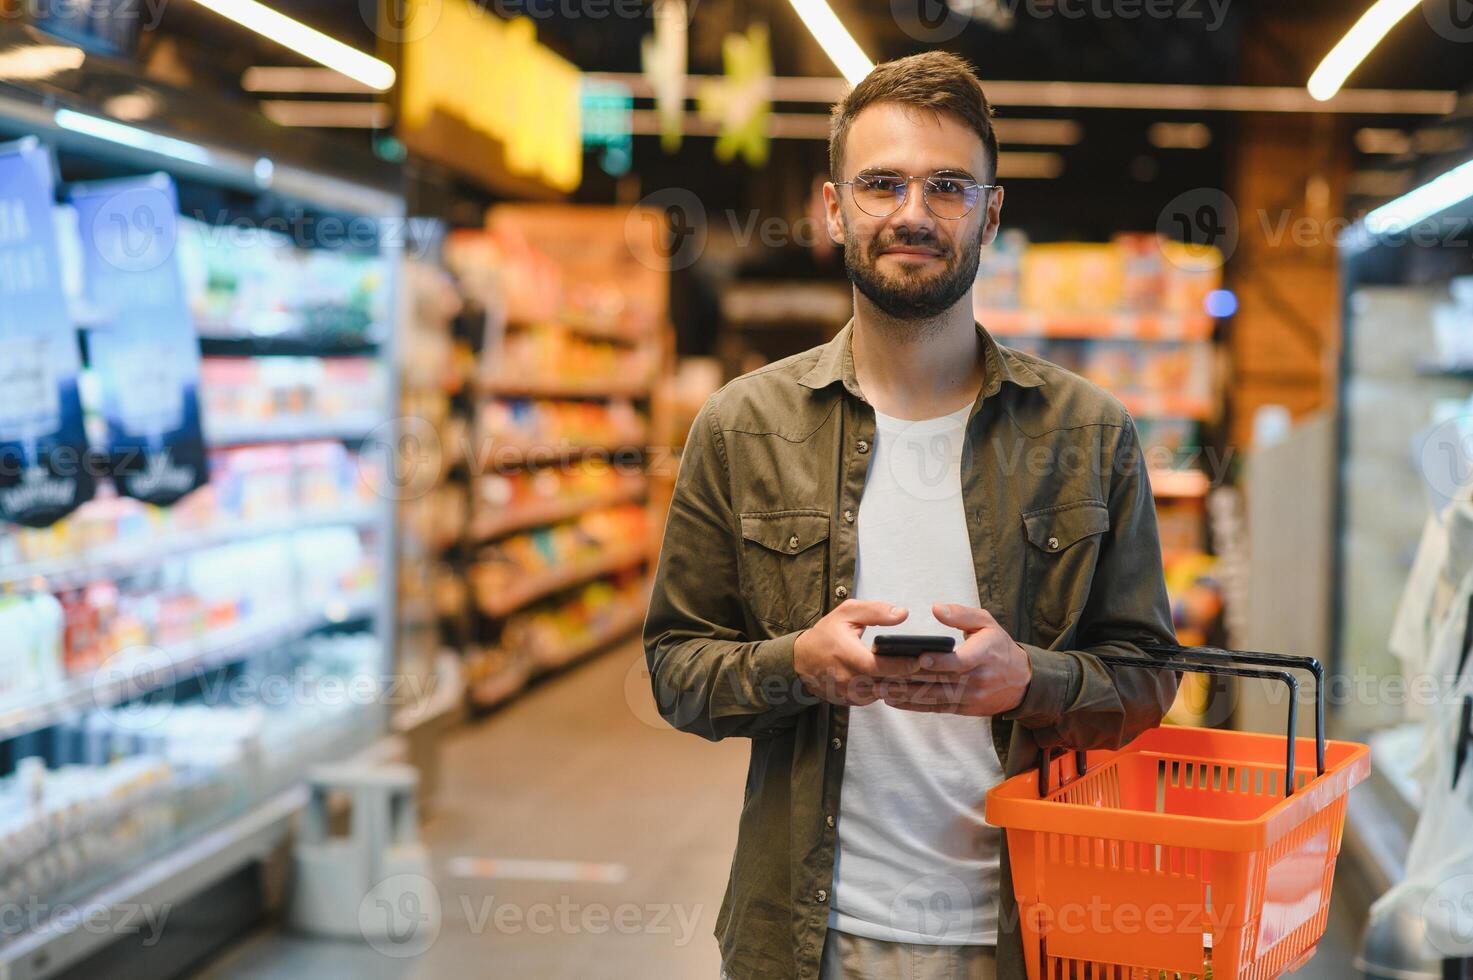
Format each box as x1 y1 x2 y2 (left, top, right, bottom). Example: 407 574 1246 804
644 51 1178 980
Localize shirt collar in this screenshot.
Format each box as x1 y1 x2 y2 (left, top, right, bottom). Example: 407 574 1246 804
796 318 1045 400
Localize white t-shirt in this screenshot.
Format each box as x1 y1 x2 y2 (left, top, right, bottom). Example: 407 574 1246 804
829 403 1007 946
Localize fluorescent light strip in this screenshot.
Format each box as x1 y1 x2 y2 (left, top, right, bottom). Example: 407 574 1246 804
184 0 394 91
1355 127 1411 155
996 151 1064 179
1148 122 1212 149
1308 0 1421 102
0 44 86 82
54 109 214 166
243 66 375 94
260 100 391 128
1364 157 1473 236
994 119 1082 146
588 72 1455 115
784 0 873 86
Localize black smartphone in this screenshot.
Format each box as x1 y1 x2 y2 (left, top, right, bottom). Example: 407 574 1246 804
872 634 955 658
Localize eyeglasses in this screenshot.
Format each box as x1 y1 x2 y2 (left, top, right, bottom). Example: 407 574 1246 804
833 171 1000 220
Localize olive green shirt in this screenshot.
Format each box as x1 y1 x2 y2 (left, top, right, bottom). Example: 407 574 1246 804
643 320 1178 979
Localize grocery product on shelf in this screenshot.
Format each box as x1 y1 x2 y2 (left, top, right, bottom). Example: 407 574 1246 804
199 357 388 443
469 503 648 610
478 397 647 454
0 630 382 919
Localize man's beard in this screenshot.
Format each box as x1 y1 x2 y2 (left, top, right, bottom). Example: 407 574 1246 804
843 219 983 321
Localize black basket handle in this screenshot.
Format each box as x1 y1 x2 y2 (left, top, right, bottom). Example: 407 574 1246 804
1036 643 1326 800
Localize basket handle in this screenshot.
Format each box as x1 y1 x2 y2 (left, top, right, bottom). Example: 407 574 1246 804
1136 642 1326 778
1037 654 1306 798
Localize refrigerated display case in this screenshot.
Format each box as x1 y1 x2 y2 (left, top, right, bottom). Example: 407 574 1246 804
0 21 403 979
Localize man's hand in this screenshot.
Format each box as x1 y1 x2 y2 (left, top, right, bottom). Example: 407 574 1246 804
877 603 1032 716
794 599 910 705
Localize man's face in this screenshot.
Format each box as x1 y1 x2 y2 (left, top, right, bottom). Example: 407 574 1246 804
823 102 1004 321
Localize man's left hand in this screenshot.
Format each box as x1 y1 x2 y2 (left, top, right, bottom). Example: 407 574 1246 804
877 603 1032 716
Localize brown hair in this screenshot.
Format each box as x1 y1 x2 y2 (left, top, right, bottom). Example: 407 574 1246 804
828 51 999 182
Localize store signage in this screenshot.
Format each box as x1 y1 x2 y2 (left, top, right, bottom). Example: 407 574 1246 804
0 137 96 528
696 24 772 168
582 80 633 178
68 173 207 507
397 0 582 193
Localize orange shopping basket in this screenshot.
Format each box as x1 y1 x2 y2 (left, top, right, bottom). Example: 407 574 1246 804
985 644 1370 980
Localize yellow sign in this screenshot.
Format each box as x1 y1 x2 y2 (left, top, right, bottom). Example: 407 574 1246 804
398 0 582 192
696 25 772 168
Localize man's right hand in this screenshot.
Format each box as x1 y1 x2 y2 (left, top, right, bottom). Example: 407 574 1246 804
793 599 910 705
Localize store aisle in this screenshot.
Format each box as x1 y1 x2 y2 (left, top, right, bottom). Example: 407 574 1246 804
193 636 748 980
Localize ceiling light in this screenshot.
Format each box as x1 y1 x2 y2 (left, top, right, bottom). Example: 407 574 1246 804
997 151 1064 179
54 109 215 166
1307 0 1421 102
1363 157 1473 236
0 44 86 82
1148 122 1212 149
1354 128 1411 155
242 66 376 94
784 0 873 86
184 0 394 91
259 101 392 128
994 119 1082 146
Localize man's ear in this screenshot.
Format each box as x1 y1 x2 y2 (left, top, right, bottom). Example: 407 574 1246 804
822 181 845 245
979 184 1005 247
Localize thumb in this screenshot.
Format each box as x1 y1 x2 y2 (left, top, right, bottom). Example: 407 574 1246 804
841 599 910 627
933 602 995 633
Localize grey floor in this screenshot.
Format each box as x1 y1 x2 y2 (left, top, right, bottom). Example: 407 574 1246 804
190 636 1359 979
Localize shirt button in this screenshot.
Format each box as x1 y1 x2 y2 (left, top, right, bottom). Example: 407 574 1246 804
831 737 842 749
816 889 828 902
856 440 869 454
834 585 849 600
788 534 800 550
1047 536 1060 551
826 814 835 828
843 509 855 523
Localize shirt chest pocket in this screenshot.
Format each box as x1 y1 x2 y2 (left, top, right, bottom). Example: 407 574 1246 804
738 510 831 633
1021 500 1110 644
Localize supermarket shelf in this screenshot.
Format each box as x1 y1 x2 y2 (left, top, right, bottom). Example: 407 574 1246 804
0 785 307 980
205 414 385 446
530 602 646 672
1 505 380 589
473 544 648 619
1150 469 1211 499
507 317 656 343
478 438 649 472
0 590 378 743
480 375 654 399
979 308 1215 342
198 335 381 358
1119 392 1216 421
471 481 649 541
1415 360 1473 380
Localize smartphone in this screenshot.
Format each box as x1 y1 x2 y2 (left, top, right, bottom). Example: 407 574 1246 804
872 634 955 658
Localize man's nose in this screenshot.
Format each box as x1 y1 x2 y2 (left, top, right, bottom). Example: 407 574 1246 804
891 177 938 237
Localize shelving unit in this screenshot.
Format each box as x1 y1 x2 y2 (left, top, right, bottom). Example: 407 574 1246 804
0 24 403 978
439 205 673 711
